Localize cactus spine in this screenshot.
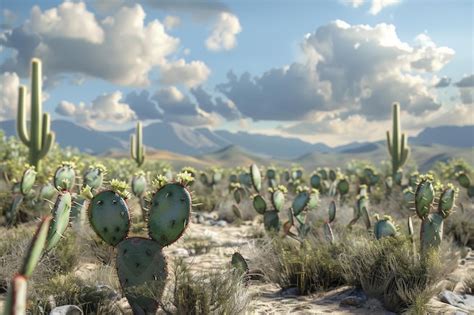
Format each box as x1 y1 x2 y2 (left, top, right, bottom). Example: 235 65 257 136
386 103 410 176
17 59 55 170
130 121 145 167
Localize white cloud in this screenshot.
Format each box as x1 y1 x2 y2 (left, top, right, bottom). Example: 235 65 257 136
26 2 104 44
0 72 20 120
1 2 210 88
369 0 400 15
454 75 474 104
163 15 181 30
159 59 210 88
206 12 241 51
55 91 136 129
218 20 452 121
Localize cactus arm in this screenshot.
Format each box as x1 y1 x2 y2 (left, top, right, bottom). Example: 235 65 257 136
386 131 392 157
38 113 54 159
30 58 43 154
16 86 30 145
392 103 400 172
130 134 136 160
399 133 409 166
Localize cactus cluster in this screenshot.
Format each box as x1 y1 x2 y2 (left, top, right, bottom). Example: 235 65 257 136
86 174 193 314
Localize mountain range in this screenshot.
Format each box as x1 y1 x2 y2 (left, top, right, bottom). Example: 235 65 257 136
0 120 472 169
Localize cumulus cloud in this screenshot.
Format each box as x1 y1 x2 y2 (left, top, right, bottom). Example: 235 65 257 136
159 59 210 88
0 72 20 120
153 86 220 126
55 91 136 129
454 75 474 104
1 2 210 88
434 76 451 88
190 86 241 120
125 90 162 120
2 9 17 29
163 15 181 30
206 12 241 51
218 20 453 122
369 0 400 15
455 75 474 88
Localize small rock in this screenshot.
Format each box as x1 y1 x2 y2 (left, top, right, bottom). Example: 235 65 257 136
50 305 83 315
439 290 474 311
340 296 365 307
214 220 228 227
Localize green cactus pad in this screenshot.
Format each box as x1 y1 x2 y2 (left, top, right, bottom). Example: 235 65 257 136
250 164 262 192
46 192 72 251
232 204 242 219
415 179 434 219
233 188 242 204
132 175 147 197
337 179 349 196
39 183 56 201
323 222 334 242
88 190 130 246
20 216 51 277
420 213 444 252
271 190 285 212
116 238 167 315
307 191 319 210
438 187 455 218
318 169 328 180
292 191 309 216
253 195 267 215
20 168 36 195
54 164 76 191
263 210 280 231
83 167 104 192
231 252 249 276
148 183 191 247
4 275 27 315
328 201 336 223
457 172 471 189
310 174 322 189
374 218 397 240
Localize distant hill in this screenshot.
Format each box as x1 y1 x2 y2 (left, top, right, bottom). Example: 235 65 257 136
0 120 472 169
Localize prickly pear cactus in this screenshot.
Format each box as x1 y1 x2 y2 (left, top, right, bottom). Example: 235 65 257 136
264 210 280 231
231 252 249 276
374 215 398 240
20 216 52 277
253 194 267 214
328 201 336 224
336 178 349 197
46 191 72 251
83 164 106 192
131 172 147 197
88 190 130 246
415 177 434 219
270 186 286 212
292 188 310 216
148 183 191 247
39 183 56 201
250 164 262 192
20 167 36 195
54 162 76 191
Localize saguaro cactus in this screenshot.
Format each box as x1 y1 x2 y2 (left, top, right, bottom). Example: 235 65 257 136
130 121 145 167
386 103 410 176
17 58 55 170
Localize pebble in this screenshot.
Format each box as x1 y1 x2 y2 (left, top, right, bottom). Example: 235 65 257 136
50 305 83 315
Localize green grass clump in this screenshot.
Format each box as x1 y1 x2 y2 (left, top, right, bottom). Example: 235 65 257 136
340 236 459 313
161 258 251 314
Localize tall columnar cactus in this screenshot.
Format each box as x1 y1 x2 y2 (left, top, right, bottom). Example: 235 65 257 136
87 175 192 314
130 121 145 167
386 103 410 177
17 59 55 170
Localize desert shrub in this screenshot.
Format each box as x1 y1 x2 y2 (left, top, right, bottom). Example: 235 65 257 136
463 274 474 295
161 258 251 314
253 237 347 294
340 236 459 313
444 207 474 248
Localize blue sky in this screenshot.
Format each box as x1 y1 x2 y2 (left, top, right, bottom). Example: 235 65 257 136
0 0 472 144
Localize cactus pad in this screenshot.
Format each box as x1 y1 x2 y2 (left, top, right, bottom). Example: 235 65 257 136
4 275 27 315
232 204 242 219
457 172 471 189
231 252 249 276
148 183 191 247
271 190 285 212
88 190 130 246
20 216 51 277
250 164 262 192
46 192 72 250
438 187 455 218
20 168 36 195
415 179 434 219
116 238 167 315
420 213 444 252
292 191 309 216
337 179 349 196
132 174 147 197
83 167 104 192
54 164 76 191
374 217 397 240
310 174 321 189
252 195 267 214
263 210 280 231
328 201 336 223
39 183 56 201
